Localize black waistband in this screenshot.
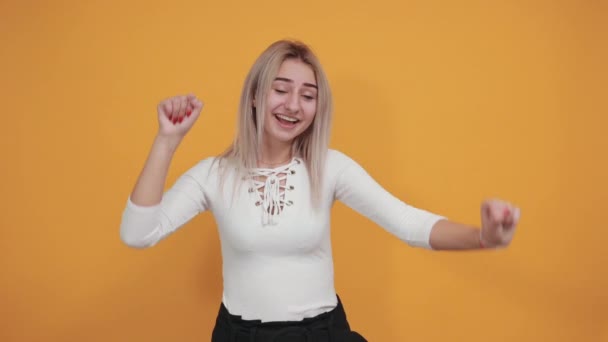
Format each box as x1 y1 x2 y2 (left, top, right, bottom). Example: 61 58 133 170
213 295 352 342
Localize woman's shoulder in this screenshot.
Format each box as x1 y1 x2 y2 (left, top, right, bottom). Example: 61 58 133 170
324 148 375 181
182 155 225 179
324 148 363 178
189 155 219 169
326 148 357 168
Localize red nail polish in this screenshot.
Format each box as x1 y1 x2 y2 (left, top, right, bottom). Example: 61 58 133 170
178 117 183 123
186 110 191 116
173 118 178 124
168 114 173 120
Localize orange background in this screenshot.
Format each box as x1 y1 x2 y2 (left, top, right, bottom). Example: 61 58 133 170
1 0 607 341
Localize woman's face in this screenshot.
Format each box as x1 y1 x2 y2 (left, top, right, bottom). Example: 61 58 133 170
261 58 318 147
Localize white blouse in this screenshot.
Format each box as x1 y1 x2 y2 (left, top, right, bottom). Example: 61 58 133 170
119 149 445 322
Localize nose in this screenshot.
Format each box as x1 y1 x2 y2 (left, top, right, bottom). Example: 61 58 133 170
285 91 300 114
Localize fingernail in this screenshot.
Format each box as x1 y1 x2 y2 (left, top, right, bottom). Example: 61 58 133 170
168 115 173 120
178 117 183 123
173 118 178 124
186 110 191 116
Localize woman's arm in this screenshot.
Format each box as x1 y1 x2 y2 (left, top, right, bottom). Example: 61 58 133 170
428 220 483 250
429 200 520 250
332 150 520 251
120 94 207 248
332 150 445 249
130 94 202 206
129 135 182 206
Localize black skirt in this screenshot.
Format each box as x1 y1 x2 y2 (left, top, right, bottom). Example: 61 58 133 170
211 295 368 342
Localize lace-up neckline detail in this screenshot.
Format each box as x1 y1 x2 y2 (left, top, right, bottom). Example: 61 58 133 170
247 158 300 226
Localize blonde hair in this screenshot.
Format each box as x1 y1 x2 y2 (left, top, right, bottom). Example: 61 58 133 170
217 39 333 207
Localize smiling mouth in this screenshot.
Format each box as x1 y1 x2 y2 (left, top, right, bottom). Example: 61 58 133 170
274 114 300 125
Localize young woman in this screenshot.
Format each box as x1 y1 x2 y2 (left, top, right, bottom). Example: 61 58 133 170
120 40 520 342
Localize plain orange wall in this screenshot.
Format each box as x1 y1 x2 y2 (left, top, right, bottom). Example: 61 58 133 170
1 0 606 341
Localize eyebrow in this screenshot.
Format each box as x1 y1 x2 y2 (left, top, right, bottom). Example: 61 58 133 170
274 77 318 89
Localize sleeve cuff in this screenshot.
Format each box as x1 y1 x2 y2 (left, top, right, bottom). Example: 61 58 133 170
410 214 447 250
125 196 162 214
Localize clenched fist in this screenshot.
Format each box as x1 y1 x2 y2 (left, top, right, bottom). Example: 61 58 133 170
157 94 204 138
480 199 521 248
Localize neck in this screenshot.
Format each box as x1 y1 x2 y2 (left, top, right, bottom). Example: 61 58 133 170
259 139 293 168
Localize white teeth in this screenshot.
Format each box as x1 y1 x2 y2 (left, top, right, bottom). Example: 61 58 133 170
276 114 298 122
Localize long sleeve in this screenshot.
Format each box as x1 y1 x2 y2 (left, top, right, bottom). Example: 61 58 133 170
331 150 445 249
119 158 213 248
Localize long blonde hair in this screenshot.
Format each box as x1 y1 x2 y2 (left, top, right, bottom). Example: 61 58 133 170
217 39 333 207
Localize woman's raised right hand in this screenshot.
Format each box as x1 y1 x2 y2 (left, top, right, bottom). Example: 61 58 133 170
157 94 204 138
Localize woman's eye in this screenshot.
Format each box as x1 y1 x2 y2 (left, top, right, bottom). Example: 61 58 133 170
303 95 315 100
274 89 287 94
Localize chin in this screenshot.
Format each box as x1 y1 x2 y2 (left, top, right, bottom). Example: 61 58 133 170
270 131 300 144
